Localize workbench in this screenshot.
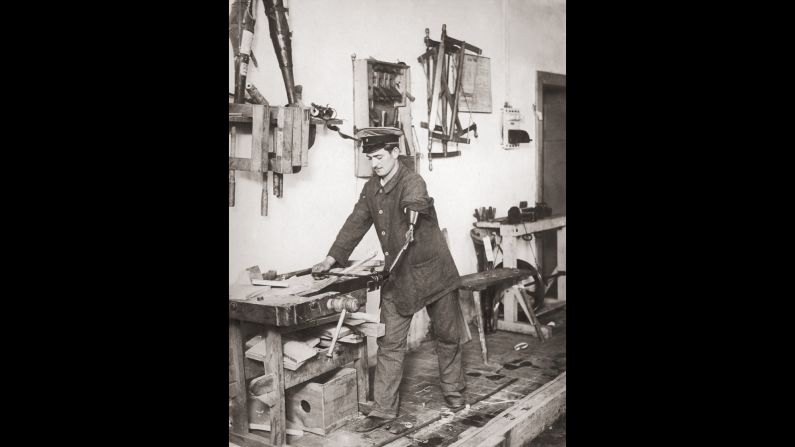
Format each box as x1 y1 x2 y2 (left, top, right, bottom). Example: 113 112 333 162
229 276 374 447
474 215 566 333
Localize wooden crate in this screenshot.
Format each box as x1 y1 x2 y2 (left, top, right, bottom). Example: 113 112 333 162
286 367 358 436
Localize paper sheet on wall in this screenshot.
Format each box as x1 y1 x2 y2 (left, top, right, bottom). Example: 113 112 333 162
458 54 492 113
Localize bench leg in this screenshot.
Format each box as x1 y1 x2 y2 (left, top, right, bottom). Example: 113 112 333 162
472 291 493 366
513 286 547 341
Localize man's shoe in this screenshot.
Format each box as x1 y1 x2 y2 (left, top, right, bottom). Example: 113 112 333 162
444 395 466 409
354 416 392 433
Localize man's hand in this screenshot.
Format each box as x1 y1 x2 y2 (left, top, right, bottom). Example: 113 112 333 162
311 256 336 279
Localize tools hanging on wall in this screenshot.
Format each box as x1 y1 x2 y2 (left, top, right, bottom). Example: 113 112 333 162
231 0 257 104
229 0 257 206
351 55 419 177
262 0 297 105
418 25 482 171
228 0 346 216
311 103 357 141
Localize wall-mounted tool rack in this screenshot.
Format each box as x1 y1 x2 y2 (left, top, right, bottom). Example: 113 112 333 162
352 56 419 177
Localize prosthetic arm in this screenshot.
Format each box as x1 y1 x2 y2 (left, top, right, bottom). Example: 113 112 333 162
387 208 419 273
406 208 419 243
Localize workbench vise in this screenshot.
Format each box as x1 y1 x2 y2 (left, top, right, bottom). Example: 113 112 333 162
327 295 362 313
366 270 389 292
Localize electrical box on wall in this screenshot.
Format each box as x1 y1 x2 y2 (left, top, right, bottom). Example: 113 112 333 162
501 105 532 149
352 56 418 177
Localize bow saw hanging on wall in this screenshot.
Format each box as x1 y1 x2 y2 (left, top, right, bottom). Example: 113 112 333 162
418 25 482 171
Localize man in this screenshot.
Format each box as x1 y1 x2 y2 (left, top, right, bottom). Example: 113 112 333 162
312 127 466 433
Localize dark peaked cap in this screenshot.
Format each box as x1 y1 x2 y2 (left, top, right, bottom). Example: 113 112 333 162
355 127 403 153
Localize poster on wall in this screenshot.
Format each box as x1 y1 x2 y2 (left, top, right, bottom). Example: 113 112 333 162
458 54 492 113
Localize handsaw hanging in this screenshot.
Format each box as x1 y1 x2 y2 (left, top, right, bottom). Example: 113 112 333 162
417 25 482 171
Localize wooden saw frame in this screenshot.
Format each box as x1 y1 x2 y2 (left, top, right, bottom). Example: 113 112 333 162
418 24 481 170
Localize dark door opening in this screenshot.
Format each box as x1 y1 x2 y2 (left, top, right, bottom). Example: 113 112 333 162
536 72 566 297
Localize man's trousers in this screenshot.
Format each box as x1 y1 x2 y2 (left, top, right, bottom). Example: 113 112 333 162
367 289 466 419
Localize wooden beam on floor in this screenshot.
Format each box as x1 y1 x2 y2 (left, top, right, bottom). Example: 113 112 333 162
536 298 567 318
496 320 552 339
450 372 566 447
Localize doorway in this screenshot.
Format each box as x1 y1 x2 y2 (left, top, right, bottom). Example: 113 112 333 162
535 71 566 296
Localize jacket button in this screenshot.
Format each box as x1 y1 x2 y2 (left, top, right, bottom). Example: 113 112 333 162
385 251 390 256
381 230 386 236
378 210 384 214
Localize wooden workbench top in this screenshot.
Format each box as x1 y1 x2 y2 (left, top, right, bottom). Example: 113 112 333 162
229 274 371 327
474 214 566 232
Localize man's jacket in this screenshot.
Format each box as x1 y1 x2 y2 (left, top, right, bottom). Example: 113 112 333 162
327 164 460 315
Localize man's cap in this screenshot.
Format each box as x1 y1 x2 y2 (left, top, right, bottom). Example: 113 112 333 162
355 127 403 154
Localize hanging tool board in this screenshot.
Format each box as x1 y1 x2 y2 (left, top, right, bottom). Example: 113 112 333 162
352 56 419 177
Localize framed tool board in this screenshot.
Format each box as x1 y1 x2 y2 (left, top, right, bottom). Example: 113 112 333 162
352 57 418 177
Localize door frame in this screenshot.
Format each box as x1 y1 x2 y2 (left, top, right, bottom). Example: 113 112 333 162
535 71 566 204
534 71 566 289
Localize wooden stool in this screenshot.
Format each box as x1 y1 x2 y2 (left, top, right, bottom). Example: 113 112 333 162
458 269 537 367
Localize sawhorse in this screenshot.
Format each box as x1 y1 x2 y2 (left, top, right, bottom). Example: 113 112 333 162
459 269 549 367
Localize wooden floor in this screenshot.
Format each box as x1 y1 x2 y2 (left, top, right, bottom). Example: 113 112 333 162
233 306 566 447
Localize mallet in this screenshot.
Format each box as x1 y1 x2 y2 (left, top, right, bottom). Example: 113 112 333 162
326 295 361 357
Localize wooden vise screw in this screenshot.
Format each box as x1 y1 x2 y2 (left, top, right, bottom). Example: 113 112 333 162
327 295 361 313
326 295 362 357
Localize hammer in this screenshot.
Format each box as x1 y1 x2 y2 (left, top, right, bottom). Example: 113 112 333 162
326 295 361 357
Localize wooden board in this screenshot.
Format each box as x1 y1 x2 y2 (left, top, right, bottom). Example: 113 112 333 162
291 106 302 167
351 322 385 338
495 320 552 339
283 344 358 389
282 107 294 172
458 269 534 291
229 278 369 327
272 107 292 174
301 107 310 167
260 106 271 169
229 320 249 434
450 372 566 447
250 105 264 172
242 340 361 392
230 291 338 327
474 215 566 231
229 103 255 117
229 429 271 447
